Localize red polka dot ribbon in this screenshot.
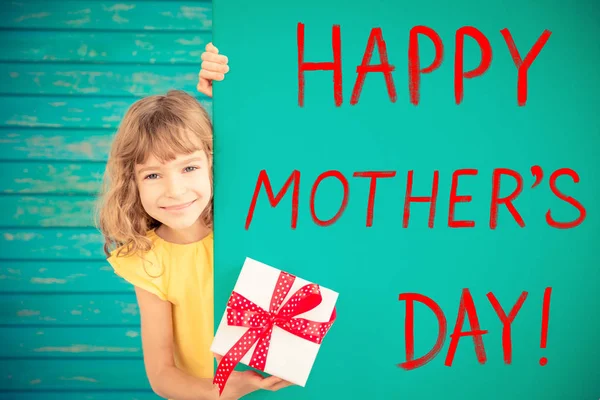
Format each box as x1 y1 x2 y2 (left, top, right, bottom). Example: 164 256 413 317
213 271 337 395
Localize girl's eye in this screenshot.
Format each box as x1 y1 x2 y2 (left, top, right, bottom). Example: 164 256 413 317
184 166 198 173
145 173 159 180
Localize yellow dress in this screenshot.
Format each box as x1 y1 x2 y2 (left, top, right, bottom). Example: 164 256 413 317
107 228 214 382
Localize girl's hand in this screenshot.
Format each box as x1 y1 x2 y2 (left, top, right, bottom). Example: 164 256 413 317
214 353 295 399
197 42 229 98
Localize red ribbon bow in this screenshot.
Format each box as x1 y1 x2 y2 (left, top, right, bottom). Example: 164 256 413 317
213 271 337 395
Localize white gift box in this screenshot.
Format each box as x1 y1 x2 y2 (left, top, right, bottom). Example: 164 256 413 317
210 257 338 387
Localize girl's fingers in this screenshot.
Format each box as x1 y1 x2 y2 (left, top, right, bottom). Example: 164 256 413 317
201 51 229 65
205 42 219 54
259 376 284 390
269 380 295 391
199 69 224 81
242 370 265 380
197 74 213 97
201 61 229 74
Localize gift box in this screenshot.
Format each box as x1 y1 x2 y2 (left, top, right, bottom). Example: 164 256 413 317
210 257 338 394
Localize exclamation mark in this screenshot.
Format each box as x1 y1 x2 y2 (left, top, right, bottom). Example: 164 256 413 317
539 287 552 366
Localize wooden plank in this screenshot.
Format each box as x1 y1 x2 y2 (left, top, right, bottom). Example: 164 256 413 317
0 196 98 226
0 260 133 292
0 228 106 260
0 1 211 31
0 129 113 161
0 359 150 390
0 63 200 97
0 294 139 325
0 96 211 129
0 31 210 64
0 392 159 400
0 162 104 194
0 327 141 358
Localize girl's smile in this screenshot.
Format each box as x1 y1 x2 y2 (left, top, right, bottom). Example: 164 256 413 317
161 199 197 212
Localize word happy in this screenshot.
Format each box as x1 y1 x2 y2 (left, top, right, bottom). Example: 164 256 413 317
297 23 552 106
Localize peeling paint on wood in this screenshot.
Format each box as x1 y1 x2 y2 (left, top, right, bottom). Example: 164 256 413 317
35 345 138 353
0 359 150 389
1 195 98 227
0 261 132 292
0 31 211 63
119 302 139 316
0 129 113 161
1 327 142 357
29 277 67 284
1 294 139 325
0 96 211 129
1 162 104 194
13 12 51 23
0 1 211 31
59 376 98 382
0 228 106 259
0 392 161 400
17 309 40 317
0 0 213 393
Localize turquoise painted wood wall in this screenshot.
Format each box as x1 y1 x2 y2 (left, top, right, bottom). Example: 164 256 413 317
0 1 212 398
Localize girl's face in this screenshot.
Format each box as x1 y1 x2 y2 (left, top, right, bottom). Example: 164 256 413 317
135 150 212 233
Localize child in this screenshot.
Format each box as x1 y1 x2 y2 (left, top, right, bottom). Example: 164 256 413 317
97 43 293 400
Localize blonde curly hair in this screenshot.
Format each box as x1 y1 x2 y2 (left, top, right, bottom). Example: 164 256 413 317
96 90 213 258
